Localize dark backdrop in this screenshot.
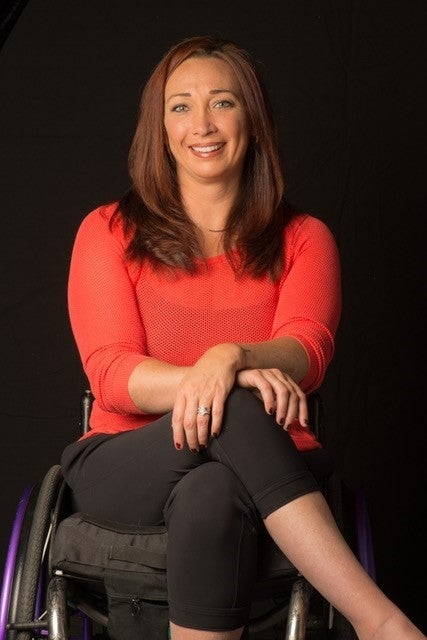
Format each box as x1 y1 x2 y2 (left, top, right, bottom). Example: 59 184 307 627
1 0 426 631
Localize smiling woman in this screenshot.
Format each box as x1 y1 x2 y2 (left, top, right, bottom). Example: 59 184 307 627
163 56 249 214
60 35 425 640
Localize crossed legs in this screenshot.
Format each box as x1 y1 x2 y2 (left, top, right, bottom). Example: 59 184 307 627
62 388 425 639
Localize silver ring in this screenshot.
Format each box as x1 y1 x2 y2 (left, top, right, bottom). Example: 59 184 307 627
197 406 211 416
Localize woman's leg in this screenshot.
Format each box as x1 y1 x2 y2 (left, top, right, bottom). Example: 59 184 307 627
164 462 258 638
61 414 261 635
61 414 207 524
61 388 323 639
203 392 425 640
62 388 424 639
265 493 425 640
205 389 425 640
169 625 242 640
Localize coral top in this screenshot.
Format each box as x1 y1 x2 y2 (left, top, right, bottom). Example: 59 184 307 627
68 203 341 450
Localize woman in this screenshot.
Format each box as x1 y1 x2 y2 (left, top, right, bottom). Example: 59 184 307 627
62 35 425 639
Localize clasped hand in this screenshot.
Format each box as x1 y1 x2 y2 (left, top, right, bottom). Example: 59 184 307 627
171 345 308 452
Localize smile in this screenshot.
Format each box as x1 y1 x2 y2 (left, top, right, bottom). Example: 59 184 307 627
190 143 225 153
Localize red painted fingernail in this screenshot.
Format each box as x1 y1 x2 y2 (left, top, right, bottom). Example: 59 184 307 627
175 442 182 450
212 432 218 438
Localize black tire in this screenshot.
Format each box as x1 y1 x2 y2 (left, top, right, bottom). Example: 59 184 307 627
14 465 63 640
5 485 40 640
47 476 70 577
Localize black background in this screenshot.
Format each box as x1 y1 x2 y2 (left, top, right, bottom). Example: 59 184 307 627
1 0 426 632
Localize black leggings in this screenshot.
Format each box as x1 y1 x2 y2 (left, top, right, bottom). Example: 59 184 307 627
61 388 332 631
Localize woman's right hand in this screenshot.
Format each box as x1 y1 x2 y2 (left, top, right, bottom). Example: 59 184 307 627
171 343 244 452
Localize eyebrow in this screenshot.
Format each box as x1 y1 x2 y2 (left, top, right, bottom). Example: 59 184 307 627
166 89 237 103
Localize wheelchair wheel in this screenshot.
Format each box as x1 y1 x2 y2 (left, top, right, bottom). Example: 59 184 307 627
1 484 39 640
12 465 64 640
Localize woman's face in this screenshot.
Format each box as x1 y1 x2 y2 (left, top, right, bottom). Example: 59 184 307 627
164 56 249 187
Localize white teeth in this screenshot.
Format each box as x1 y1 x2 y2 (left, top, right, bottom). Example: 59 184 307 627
191 143 223 153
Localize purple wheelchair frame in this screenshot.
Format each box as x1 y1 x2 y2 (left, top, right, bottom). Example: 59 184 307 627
0 484 92 640
0 486 33 640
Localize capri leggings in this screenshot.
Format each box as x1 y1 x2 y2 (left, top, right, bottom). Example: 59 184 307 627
61 387 333 631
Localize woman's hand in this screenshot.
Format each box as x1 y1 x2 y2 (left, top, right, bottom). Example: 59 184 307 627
171 343 244 451
171 339 308 451
236 368 309 430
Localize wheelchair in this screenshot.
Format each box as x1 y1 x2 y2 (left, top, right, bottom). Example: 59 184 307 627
0 391 376 640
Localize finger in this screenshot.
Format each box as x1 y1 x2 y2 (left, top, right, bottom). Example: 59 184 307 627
196 403 211 448
183 399 200 452
253 369 291 424
257 380 277 416
243 370 277 415
171 398 186 451
278 383 308 430
282 391 300 430
270 374 300 427
209 398 224 439
297 392 309 428
274 383 292 426
282 381 308 428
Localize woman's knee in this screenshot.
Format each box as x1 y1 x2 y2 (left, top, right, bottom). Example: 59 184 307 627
226 387 264 415
219 387 271 441
164 461 258 537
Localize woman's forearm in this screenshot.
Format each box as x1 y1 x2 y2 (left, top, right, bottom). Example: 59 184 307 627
237 336 309 384
128 359 189 413
128 337 308 414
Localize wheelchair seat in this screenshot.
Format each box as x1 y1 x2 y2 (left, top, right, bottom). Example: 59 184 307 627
0 391 371 639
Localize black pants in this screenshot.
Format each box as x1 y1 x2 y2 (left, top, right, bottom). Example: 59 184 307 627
61 388 332 631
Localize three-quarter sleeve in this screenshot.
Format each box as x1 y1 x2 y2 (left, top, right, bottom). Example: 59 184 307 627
271 215 341 392
67 205 148 414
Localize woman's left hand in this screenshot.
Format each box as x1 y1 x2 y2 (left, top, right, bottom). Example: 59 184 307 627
236 368 309 430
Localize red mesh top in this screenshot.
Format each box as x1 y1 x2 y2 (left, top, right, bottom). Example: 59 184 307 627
68 202 341 450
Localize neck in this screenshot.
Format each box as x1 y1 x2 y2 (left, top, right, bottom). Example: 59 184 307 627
183 194 233 238
178 176 240 257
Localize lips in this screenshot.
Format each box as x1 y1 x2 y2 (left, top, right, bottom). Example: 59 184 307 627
190 143 225 153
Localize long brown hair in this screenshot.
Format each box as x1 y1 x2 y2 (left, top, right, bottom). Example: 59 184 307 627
114 35 294 279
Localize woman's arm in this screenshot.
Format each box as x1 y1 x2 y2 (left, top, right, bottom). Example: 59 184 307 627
69 207 304 418
68 206 155 416
128 359 188 413
238 335 309 383
70 207 339 448
171 215 341 450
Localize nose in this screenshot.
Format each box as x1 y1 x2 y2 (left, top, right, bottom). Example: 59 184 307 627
192 108 217 136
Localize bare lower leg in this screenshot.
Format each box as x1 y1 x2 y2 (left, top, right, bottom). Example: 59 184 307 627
170 622 244 640
265 491 425 640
